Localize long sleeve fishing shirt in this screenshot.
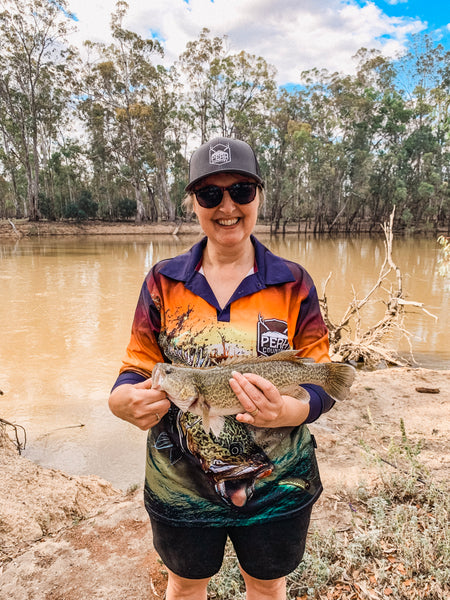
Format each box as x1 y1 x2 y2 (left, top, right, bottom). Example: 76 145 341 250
112 235 334 526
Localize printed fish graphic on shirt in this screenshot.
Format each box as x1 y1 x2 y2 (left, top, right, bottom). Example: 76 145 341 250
152 350 356 436
154 412 273 507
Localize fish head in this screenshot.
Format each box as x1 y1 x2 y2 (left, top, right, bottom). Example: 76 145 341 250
152 363 199 412
208 427 274 507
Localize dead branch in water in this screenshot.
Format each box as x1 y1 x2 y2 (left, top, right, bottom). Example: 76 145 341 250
320 208 437 367
0 417 27 454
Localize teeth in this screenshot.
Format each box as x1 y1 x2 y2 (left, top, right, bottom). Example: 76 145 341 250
217 218 239 226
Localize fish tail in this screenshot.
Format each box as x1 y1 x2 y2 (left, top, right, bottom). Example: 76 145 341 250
323 363 356 401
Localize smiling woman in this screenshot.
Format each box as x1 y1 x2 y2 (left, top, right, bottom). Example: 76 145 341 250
108 136 342 600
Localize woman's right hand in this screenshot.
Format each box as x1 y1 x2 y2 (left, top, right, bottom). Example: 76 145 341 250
108 378 171 430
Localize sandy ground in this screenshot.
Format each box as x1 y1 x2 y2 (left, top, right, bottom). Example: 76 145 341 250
1 367 449 600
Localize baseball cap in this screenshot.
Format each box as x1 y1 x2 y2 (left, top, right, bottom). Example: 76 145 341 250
185 137 264 191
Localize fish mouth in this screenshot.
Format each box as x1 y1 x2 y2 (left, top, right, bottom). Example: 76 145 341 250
151 367 162 390
211 461 274 507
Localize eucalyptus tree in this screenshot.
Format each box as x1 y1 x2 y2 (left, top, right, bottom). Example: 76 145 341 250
0 0 77 220
261 88 312 231
176 28 277 144
80 1 176 222
394 35 450 228
176 28 227 143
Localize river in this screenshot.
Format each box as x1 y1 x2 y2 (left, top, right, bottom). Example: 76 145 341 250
1 233 448 489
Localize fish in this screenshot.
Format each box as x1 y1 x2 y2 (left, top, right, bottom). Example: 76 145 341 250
177 412 273 507
152 349 356 436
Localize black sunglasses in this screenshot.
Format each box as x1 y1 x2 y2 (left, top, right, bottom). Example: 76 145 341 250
194 182 259 209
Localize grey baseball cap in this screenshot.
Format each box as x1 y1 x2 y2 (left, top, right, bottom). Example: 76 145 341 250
185 137 264 191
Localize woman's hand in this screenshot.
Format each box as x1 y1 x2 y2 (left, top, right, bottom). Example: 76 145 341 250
108 378 171 431
229 371 310 428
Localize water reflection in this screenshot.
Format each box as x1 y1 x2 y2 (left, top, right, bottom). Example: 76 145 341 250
0 233 448 489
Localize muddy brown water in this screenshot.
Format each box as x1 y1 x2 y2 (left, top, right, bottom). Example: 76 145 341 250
1 234 448 489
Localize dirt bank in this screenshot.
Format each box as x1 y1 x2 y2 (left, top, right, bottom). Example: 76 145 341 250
1 367 449 599
0 218 281 238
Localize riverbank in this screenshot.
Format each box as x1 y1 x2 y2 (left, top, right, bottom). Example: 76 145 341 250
1 219 278 238
1 367 449 599
2 218 447 239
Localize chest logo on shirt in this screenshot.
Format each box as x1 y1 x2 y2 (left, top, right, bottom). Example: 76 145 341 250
257 314 290 356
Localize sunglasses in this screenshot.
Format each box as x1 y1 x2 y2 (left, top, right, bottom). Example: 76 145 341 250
194 182 259 209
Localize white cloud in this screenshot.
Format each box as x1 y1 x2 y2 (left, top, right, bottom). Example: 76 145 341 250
67 0 426 84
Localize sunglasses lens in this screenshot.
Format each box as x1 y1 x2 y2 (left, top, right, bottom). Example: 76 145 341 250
195 186 223 208
195 183 258 208
228 183 257 204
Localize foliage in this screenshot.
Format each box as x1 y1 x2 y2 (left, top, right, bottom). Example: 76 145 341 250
117 197 137 219
0 0 77 220
0 3 449 229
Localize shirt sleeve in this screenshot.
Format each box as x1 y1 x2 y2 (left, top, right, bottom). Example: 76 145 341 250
292 281 330 363
112 268 165 388
291 266 335 422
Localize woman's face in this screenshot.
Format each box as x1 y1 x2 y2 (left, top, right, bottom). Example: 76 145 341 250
192 172 260 251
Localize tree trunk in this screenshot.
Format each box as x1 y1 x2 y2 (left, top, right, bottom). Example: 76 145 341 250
134 181 146 223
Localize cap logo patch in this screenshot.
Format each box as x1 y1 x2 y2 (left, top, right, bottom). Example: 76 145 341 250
209 143 231 165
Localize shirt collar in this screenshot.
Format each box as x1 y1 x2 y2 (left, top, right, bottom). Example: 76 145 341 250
159 235 295 287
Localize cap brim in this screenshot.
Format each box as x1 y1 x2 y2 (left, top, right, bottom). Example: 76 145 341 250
185 169 264 192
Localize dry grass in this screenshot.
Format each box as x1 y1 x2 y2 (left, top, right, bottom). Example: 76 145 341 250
208 422 449 600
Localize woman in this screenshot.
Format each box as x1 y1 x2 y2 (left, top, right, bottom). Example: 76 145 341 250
109 137 335 600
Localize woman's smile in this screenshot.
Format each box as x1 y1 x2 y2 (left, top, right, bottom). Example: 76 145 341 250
216 217 240 226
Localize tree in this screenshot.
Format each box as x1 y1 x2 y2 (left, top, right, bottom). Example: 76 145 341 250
79 1 176 222
0 0 77 220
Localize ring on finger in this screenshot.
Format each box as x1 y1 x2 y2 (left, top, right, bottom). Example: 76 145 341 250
155 413 160 422
248 408 259 418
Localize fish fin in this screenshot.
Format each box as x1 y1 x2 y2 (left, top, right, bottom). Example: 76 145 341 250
263 349 312 362
153 432 174 451
219 350 307 366
278 478 310 490
209 415 225 437
282 384 310 401
169 447 184 465
323 363 356 401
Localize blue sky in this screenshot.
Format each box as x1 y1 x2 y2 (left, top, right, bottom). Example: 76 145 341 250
359 0 449 45
68 1 449 86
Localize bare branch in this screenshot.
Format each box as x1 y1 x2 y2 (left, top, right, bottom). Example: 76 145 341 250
320 207 437 367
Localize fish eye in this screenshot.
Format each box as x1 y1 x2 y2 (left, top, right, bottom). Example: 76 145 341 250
165 366 173 374
229 442 243 456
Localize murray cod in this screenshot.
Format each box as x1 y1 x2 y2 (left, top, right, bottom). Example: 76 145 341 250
152 350 356 436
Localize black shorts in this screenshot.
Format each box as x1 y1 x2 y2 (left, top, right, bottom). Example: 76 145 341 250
149 506 313 581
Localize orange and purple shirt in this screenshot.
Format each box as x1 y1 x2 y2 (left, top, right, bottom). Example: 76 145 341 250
113 236 333 526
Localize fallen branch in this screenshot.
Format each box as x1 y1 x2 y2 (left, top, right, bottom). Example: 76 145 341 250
320 208 437 367
8 219 22 237
0 417 27 454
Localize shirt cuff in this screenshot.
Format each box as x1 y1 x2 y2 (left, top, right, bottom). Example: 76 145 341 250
111 371 147 392
302 384 335 423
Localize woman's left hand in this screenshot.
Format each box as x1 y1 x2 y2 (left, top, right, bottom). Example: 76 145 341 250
229 371 310 428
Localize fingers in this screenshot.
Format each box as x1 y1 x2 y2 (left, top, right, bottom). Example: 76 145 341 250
134 377 153 389
133 394 171 430
109 381 171 431
230 371 282 425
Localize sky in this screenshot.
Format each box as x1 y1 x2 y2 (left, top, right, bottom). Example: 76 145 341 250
67 0 450 86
